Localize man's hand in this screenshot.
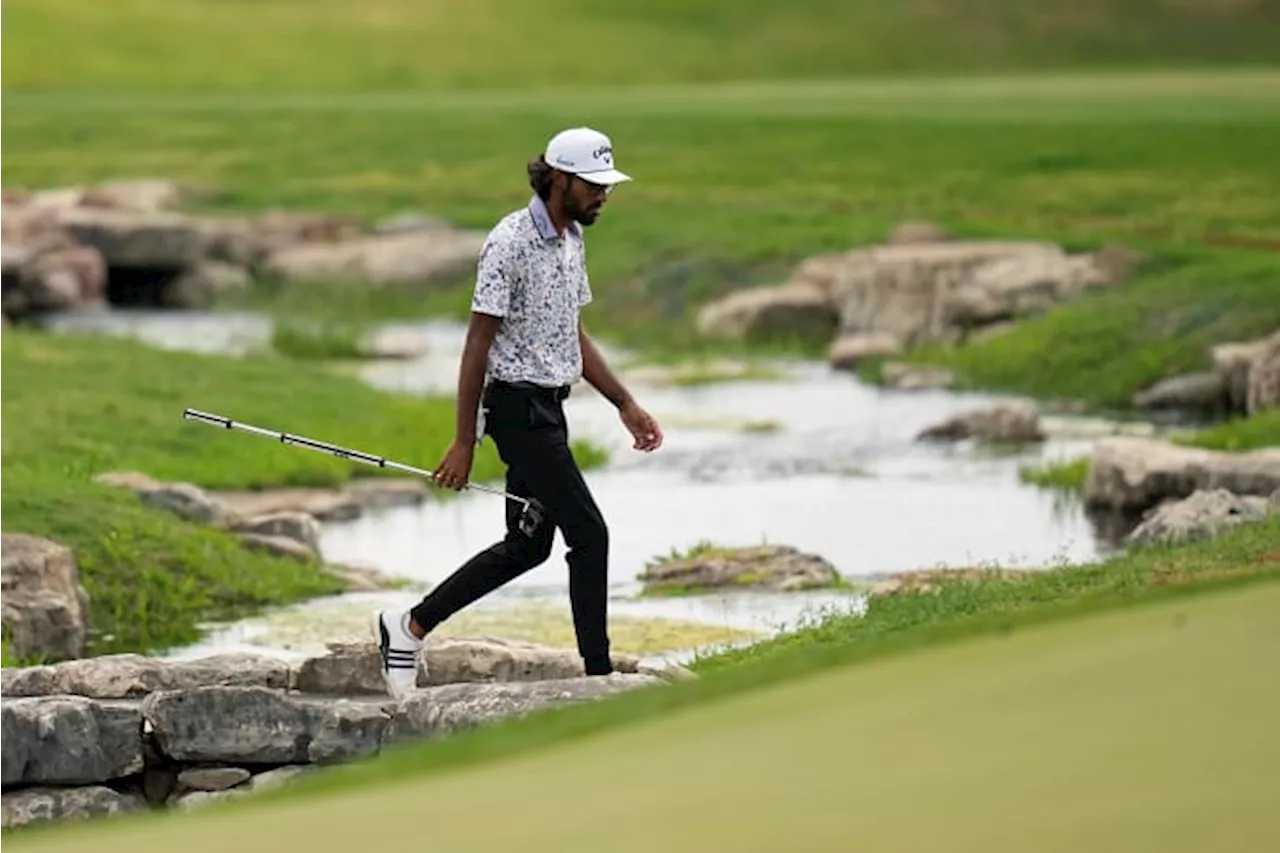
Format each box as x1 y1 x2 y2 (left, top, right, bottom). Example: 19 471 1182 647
433 438 475 491
619 398 663 452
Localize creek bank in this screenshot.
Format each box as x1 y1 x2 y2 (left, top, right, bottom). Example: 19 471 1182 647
637 544 846 595
1 639 689 830
1 178 485 324
1125 488 1280 547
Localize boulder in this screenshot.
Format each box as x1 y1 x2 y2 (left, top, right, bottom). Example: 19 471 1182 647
18 243 107 311
945 247 1108 328
262 229 486 289
1 696 144 786
886 220 949 245
695 283 838 343
163 260 251 308
637 544 842 594
868 567 1033 598
827 331 902 371
1127 489 1274 547
1211 330 1280 414
1 652 291 699
383 675 665 743
237 532 319 562
55 207 208 268
1 786 147 830
0 533 92 662
136 481 240 527
880 362 957 390
1246 333 1280 414
79 179 192 213
233 511 322 554
1083 437 1280 513
176 767 253 792
141 686 390 765
916 400 1044 444
1132 372 1229 414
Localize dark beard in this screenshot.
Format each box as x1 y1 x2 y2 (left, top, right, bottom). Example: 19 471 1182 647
561 192 599 227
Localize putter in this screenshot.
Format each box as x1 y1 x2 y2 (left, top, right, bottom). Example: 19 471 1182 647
181 408 546 537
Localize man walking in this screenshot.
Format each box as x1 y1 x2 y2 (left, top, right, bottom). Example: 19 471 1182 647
373 127 664 698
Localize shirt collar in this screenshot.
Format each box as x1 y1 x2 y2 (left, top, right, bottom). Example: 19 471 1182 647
527 194 581 240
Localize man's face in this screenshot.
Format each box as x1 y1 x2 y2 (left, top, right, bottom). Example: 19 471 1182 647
560 174 612 226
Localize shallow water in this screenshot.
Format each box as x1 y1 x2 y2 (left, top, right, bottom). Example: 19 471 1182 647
41 307 1124 662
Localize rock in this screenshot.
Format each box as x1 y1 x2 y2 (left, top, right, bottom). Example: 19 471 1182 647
339 477 429 508
233 511 322 553
1 652 291 699
694 283 839 342
868 567 1033 598
55 207 208 268
384 675 665 743
177 766 252 792
945 246 1107 328
880 362 956 390
141 686 390 765
237 532 320 563
164 261 251 308
211 487 363 522
1132 372 1228 414
262 230 486 288
1 696 143 786
136 481 240 527
1083 437 1280 513
373 212 452 234
173 789 248 812
1127 489 1274 547
827 331 902 370
248 765 308 792
1 786 147 830
291 638 647 695
322 561 398 591
637 544 842 594
886 220 949 245
916 400 1044 444
1212 331 1280 414
18 243 107 310
93 470 162 491
0 533 92 662
79 179 190 213
1247 333 1280 415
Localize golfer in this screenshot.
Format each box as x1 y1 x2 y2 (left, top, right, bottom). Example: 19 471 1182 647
374 127 664 698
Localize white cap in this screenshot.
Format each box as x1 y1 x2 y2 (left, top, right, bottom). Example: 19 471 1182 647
544 127 632 186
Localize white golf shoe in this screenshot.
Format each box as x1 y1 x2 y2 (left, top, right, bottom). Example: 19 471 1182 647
372 609 422 699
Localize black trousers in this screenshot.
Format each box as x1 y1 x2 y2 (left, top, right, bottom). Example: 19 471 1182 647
409 380 613 675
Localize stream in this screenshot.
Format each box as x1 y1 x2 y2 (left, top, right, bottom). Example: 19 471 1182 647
41 307 1143 666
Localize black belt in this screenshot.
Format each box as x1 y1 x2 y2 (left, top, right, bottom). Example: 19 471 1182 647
487 379 571 401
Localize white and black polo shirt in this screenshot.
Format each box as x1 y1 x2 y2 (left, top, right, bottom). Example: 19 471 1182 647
471 195 593 388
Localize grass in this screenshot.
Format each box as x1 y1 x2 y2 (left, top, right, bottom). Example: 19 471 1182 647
0 329 606 656
1019 457 1092 493
8 519 1279 849
6 1 1280 93
268 319 369 361
4 72 1280 360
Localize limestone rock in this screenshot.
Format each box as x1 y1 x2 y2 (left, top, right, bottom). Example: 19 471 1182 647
916 400 1044 444
1211 330 1280 414
880 362 956 390
827 331 902 371
886 220 949 245
141 686 390 765
694 283 839 342
55 207 208 268
637 544 842 594
237 532 319 563
1083 437 1280 513
1 696 143 786
233 511 322 554
384 674 665 743
164 261 251 308
1126 489 1274 547
0 533 92 661
1132 371 1229 414
262 229 486 288
136 481 240 527
177 766 252 792
1247 332 1280 414
1 786 147 830
1 652 292 699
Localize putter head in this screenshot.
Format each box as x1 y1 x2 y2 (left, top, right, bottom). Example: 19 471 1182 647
518 498 546 538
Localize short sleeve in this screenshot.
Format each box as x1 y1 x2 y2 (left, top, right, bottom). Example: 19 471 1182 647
577 244 593 308
471 233 513 317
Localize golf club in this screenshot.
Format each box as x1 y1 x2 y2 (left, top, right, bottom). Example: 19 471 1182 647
181 407 546 536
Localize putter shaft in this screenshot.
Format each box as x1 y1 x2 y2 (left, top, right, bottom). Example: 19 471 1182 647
182 408 530 508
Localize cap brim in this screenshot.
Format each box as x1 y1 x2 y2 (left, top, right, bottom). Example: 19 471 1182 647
576 168 632 186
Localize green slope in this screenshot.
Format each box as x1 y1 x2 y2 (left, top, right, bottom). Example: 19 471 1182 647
14 578 1280 852
4 0 1280 93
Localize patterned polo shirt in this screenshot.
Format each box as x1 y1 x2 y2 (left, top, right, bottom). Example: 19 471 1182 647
471 195 593 388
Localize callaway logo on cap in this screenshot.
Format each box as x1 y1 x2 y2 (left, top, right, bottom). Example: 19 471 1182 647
545 127 633 186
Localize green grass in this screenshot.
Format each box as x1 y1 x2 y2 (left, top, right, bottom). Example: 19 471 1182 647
268 318 369 361
8 521 1279 849
0 329 605 656
1019 457 1092 492
5 73 1280 358
6 1 1280 93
